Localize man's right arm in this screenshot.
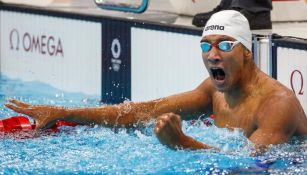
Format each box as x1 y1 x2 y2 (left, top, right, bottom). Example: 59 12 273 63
5 79 213 129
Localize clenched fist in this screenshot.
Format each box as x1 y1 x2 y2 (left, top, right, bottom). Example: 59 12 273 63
154 113 186 149
154 113 213 150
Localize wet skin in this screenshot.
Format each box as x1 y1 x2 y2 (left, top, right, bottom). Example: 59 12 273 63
5 35 307 152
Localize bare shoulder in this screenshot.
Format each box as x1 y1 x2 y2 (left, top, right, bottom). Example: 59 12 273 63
256 81 304 133
260 82 301 115
259 74 301 111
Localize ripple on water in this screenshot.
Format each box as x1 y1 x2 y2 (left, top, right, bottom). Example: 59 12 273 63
0 76 306 174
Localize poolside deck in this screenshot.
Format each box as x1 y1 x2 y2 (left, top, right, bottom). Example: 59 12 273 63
67 0 307 39
2 0 307 38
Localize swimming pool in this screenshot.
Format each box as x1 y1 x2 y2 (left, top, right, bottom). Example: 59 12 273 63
0 76 306 174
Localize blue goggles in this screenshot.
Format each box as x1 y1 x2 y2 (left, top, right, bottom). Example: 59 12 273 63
200 41 240 53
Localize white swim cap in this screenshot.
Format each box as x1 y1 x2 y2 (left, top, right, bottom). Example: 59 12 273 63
202 10 252 52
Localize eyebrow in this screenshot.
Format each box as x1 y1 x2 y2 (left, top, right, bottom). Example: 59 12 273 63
200 36 234 43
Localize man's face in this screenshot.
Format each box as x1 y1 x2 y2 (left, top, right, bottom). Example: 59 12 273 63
201 35 246 92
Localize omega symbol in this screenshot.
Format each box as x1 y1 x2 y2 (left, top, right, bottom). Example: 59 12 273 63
10 29 20 50
290 70 304 95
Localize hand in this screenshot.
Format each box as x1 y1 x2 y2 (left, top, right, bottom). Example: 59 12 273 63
154 113 216 150
154 113 186 149
5 99 67 129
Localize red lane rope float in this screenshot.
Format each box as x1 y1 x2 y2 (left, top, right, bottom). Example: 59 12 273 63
0 116 77 133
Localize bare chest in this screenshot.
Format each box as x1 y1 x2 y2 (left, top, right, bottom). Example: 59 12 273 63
212 96 259 137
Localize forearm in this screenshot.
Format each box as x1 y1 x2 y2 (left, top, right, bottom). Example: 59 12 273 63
62 106 120 126
178 135 219 150
59 101 162 126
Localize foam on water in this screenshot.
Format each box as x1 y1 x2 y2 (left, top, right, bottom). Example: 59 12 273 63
0 75 306 174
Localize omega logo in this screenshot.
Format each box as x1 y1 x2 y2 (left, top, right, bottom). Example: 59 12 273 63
290 70 304 95
9 28 64 57
111 38 122 72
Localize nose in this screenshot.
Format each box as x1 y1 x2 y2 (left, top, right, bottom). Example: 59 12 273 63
205 47 221 64
207 57 221 64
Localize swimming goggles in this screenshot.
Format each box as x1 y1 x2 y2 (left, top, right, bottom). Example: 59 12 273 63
200 41 240 53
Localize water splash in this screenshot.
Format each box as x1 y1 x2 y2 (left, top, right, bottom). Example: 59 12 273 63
0 76 306 174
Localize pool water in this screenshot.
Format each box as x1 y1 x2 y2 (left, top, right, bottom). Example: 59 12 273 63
0 76 306 174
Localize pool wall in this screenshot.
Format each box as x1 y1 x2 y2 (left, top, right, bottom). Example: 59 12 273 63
0 3 207 104
0 3 307 113
272 38 307 113
0 9 102 96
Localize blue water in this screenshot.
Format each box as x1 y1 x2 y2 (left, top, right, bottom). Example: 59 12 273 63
0 76 306 174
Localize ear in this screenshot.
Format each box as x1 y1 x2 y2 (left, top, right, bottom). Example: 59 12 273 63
243 48 253 60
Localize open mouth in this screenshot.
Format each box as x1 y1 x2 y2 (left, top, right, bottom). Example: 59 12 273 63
210 68 225 81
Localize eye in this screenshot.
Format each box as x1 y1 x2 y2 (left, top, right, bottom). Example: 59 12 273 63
200 42 211 52
218 41 232 51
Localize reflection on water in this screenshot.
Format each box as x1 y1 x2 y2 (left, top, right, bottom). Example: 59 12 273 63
0 76 306 174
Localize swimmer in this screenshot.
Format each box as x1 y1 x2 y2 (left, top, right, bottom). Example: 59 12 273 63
5 10 307 153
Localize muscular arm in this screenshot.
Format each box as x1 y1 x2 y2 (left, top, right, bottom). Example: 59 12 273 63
62 87 210 126
5 79 213 129
249 93 301 154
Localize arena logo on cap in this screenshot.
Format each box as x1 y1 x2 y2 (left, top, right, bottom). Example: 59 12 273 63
205 25 225 31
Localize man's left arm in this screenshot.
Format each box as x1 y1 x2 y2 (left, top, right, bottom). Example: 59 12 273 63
248 95 301 152
154 113 219 150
